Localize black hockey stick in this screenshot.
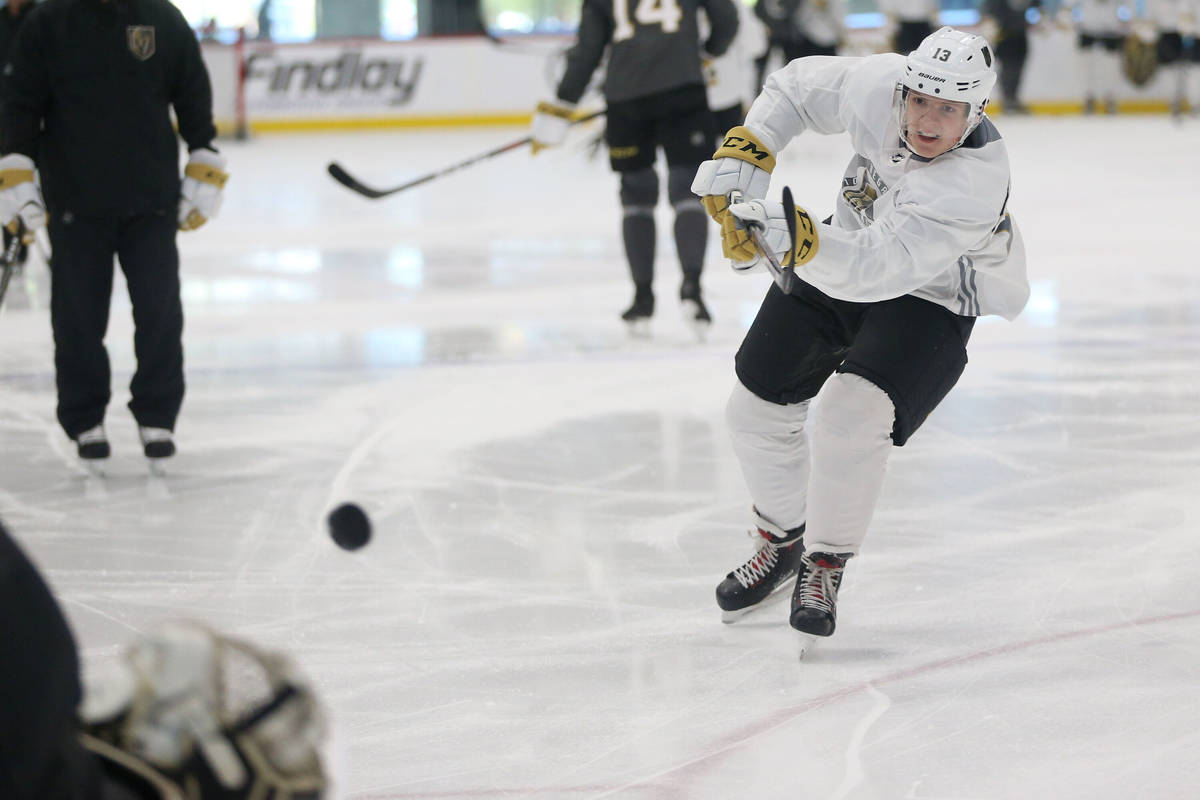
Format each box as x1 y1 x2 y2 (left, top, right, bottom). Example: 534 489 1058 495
327 108 606 200
0 221 25 314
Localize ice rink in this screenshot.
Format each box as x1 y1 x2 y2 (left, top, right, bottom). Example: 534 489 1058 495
1 113 1198 798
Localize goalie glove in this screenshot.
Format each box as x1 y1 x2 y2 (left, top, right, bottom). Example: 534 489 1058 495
530 99 575 155
79 620 328 800
690 125 775 228
724 198 820 272
0 153 45 244
178 149 229 231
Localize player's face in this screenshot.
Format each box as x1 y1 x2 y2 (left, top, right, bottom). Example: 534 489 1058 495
904 91 971 158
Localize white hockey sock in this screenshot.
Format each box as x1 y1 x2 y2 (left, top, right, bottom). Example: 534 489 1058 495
725 380 810 532
804 372 895 555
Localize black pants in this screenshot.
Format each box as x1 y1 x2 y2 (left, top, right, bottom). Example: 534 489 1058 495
734 282 975 446
605 84 715 173
48 211 183 438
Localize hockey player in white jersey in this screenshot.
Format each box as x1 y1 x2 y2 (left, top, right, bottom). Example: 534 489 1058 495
1070 0 1130 113
691 28 1029 645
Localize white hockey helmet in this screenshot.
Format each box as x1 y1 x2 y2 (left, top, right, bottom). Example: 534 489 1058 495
898 26 997 150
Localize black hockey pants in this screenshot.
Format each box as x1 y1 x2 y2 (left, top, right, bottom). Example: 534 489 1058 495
48 210 184 438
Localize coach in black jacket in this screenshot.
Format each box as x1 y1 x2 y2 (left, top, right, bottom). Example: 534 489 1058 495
0 0 229 464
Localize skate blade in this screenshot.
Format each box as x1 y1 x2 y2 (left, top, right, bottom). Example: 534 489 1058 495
624 317 651 339
81 458 108 478
797 633 818 660
147 458 170 477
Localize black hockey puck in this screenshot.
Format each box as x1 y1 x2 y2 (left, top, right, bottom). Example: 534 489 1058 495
327 502 371 551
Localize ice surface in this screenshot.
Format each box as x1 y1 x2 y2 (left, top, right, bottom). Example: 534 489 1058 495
2 114 1198 798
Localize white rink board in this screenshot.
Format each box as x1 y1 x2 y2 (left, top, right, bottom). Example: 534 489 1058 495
201 28 1193 131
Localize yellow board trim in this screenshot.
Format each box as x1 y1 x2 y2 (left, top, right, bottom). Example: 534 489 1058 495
210 101 1190 137
220 113 534 134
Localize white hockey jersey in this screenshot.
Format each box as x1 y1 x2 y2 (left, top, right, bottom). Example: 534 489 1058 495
1069 0 1128 36
742 53 1030 320
703 1 769 112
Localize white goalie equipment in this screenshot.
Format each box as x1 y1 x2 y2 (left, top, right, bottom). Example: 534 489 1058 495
897 26 998 151
79 620 328 799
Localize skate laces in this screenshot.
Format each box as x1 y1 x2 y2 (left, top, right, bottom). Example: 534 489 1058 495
731 529 787 588
797 554 846 614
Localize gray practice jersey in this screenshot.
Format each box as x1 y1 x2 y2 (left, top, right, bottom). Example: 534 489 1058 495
556 0 740 105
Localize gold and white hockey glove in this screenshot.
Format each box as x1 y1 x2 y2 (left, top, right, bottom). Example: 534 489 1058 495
724 199 819 271
0 153 45 244
530 99 575 155
691 125 776 228
178 149 229 231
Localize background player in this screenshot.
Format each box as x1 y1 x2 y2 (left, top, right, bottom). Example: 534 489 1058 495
530 0 740 336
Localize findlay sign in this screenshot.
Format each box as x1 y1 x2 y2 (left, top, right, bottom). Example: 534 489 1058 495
229 38 562 123
243 46 425 112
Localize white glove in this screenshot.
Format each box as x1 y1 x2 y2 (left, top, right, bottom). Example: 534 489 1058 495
725 199 821 272
691 125 776 228
725 200 790 268
178 149 229 231
530 99 575 154
0 153 45 243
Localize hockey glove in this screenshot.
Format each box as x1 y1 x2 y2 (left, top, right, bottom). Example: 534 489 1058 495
691 125 775 228
178 149 229 231
531 99 575 155
0 154 45 244
725 199 819 270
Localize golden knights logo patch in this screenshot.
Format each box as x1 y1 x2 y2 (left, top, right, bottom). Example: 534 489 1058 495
127 26 156 61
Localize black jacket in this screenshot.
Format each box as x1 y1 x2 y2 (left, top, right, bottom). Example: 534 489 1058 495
0 1 35 64
0 0 216 215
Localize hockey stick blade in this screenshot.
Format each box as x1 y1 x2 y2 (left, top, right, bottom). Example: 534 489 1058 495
328 108 606 200
327 162 397 199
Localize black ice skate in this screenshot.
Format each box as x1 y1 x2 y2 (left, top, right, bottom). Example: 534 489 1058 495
716 523 804 622
75 424 110 460
789 551 852 638
75 424 110 475
621 288 654 338
679 278 711 339
139 426 176 463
